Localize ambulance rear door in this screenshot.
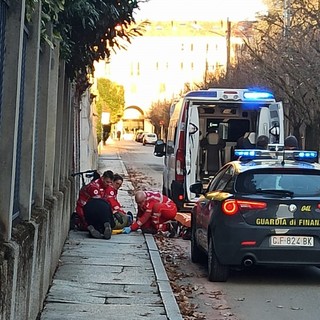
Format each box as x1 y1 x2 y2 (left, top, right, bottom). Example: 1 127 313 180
258 102 284 144
269 102 284 144
185 103 200 202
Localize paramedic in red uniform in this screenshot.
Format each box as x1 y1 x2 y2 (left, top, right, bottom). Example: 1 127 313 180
105 174 126 214
122 190 177 234
104 173 133 228
74 170 114 230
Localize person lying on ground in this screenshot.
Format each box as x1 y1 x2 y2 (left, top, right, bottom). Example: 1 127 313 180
122 190 177 236
104 173 133 229
74 170 114 230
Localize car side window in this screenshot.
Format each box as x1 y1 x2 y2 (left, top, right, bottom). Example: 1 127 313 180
166 125 176 155
215 166 235 191
207 165 232 192
223 167 236 192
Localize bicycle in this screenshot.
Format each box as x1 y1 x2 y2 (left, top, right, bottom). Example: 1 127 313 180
70 169 100 230
71 169 100 187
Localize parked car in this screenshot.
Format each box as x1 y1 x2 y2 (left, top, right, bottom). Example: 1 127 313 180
135 131 147 143
143 133 157 145
190 148 320 282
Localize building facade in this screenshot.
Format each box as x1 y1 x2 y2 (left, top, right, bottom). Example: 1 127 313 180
94 20 244 136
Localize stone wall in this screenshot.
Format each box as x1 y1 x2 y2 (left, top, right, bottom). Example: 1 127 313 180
0 1 97 319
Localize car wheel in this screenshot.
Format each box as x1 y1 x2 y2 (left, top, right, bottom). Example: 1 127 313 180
208 235 229 282
191 213 206 263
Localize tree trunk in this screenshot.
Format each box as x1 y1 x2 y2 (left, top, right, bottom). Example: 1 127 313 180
305 123 320 151
292 126 301 148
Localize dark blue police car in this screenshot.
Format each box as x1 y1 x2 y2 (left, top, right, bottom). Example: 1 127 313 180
190 149 320 282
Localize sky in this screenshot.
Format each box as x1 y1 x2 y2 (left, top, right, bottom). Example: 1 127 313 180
134 0 267 21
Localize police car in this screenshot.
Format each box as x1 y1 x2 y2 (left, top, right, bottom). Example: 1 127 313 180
190 148 320 282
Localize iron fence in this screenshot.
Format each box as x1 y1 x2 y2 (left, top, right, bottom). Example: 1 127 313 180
0 0 8 123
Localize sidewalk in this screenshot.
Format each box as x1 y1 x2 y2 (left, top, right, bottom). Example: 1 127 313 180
39 141 183 320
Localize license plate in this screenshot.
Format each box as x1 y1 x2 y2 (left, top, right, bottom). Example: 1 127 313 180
270 235 314 247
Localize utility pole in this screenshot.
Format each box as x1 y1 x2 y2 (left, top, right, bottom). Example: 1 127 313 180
226 18 231 80
283 0 291 89
283 0 291 38
283 0 291 137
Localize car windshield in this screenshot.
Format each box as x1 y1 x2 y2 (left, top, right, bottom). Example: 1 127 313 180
235 171 320 196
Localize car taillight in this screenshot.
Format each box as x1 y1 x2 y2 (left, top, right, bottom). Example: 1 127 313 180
222 199 267 215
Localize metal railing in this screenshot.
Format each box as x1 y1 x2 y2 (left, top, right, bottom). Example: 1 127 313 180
0 0 8 123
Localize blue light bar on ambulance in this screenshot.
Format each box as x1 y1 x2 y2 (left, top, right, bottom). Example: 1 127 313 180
186 90 218 98
234 150 259 158
243 91 274 100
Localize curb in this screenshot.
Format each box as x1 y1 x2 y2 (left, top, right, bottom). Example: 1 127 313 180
145 234 183 320
116 154 183 320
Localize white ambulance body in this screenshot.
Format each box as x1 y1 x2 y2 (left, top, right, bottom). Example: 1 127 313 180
154 88 284 211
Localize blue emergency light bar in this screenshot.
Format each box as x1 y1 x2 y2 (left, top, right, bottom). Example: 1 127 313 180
186 90 218 98
234 149 318 162
243 91 274 100
185 89 275 101
294 151 318 159
234 150 259 157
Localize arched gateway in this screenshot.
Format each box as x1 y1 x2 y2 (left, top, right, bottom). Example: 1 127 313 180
122 105 145 133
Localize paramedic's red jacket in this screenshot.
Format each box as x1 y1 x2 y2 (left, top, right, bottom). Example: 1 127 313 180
75 177 108 229
131 191 177 231
104 185 126 214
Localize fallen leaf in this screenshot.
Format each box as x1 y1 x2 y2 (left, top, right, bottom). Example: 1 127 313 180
236 297 245 301
290 306 303 311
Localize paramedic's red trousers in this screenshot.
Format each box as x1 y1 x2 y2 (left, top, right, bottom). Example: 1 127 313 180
151 202 177 229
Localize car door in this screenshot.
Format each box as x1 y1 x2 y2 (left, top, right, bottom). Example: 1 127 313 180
197 165 234 248
185 103 200 202
258 102 284 144
269 102 284 144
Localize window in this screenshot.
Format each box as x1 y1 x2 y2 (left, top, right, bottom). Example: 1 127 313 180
130 84 137 93
207 165 231 192
130 63 133 76
236 170 320 196
215 166 234 191
166 125 177 155
159 83 166 93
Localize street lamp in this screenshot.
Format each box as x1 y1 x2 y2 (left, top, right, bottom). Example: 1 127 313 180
226 19 231 79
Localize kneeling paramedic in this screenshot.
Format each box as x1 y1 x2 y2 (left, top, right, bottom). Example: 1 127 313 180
122 190 177 234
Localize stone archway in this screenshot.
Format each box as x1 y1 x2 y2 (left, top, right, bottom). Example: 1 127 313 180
122 105 145 134
124 105 145 117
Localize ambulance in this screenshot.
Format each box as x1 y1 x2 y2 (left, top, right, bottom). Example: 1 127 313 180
154 88 284 211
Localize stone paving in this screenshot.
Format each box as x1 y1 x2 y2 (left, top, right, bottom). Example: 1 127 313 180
39 141 183 320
